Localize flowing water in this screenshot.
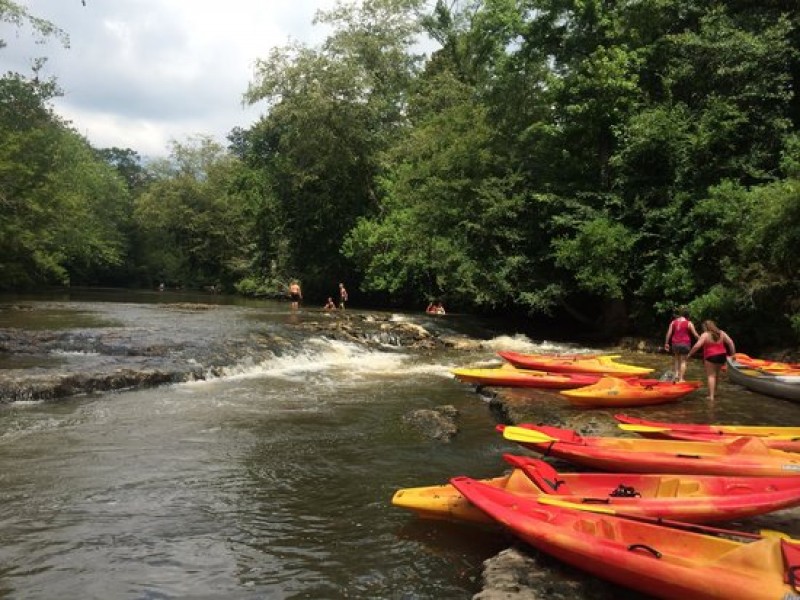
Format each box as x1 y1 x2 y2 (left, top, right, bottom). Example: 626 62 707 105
0 291 798 599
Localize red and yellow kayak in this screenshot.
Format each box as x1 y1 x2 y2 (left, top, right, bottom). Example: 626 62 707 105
734 353 800 374
392 453 800 523
616 414 800 452
498 351 653 377
452 363 600 389
499 424 800 477
451 476 800 600
560 377 701 407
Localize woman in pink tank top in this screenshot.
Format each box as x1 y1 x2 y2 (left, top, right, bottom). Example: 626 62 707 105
663 307 699 382
687 320 736 401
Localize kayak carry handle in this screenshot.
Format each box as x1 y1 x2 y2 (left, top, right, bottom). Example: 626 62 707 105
581 497 611 505
789 566 800 592
676 454 701 459
627 544 662 559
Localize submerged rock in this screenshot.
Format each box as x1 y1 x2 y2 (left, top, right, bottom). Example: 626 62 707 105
475 546 632 600
402 405 459 441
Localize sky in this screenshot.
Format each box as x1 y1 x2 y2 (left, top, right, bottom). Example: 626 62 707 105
1 0 340 158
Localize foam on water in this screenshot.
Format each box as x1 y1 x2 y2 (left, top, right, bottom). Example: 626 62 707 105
183 337 428 385
479 333 601 354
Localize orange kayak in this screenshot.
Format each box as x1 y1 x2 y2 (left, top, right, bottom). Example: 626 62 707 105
560 377 701 407
451 476 800 600
452 363 600 389
734 352 800 374
392 454 800 523
500 424 800 477
615 414 800 452
498 351 653 377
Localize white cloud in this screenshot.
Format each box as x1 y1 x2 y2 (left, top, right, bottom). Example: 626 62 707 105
1 0 338 157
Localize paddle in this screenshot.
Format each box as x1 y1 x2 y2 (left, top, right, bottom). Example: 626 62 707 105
502 426 559 444
536 496 765 540
617 424 671 434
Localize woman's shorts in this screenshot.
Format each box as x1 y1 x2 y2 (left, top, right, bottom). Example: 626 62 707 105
290 293 300 302
705 353 727 365
671 343 690 355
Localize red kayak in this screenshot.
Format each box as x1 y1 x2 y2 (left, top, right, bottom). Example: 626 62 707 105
499 423 800 477
498 351 653 377
452 363 600 389
615 414 800 453
393 453 800 523
451 476 800 600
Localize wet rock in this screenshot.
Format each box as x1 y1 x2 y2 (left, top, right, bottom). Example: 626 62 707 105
296 313 448 349
0 365 200 402
476 547 632 600
441 335 485 351
402 405 459 441
473 547 541 600
617 336 660 353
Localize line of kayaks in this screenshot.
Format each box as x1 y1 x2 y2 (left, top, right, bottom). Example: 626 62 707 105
452 351 699 407
727 354 800 402
453 350 800 407
394 412 800 598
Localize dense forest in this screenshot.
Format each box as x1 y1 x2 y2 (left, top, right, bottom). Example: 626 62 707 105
1 0 798 349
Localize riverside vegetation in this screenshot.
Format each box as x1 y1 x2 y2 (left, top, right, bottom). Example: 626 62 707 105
1 0 799 351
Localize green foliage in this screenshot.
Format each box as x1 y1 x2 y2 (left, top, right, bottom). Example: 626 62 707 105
132 136 254 290
0 72 131 289
552 217 637 300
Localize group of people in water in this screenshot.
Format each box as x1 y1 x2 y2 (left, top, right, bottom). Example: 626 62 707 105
289 281 349 312
324 283 348 311
664 307 736 401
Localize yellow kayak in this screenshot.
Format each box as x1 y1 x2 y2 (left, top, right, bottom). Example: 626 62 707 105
498 351 654 377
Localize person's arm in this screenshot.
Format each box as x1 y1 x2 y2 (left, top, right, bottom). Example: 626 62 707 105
664 322 674 350
723 332 736 356
686 333 706 358
688 321 700 340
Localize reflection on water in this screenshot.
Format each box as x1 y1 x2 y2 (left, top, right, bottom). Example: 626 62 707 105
0 294 798 599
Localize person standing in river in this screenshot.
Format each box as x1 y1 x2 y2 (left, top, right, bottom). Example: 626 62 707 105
663 306 700 382
338 283 348 310
289 280 302 310
687 320 736 401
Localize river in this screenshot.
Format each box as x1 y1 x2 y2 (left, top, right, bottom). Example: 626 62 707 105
1 291 798 599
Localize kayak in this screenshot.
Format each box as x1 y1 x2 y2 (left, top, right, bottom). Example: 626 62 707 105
727 357 800 402
498 351 653 377
559 377 701 407
615 414 800 453
734 352 800 374
451 476 800 600
392 453 800 523
499 423 800 477
452 363 600 389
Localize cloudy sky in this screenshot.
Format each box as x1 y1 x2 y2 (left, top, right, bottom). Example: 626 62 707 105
2 0 342 157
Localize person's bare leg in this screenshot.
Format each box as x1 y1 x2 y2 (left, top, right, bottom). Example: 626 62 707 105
677 355 688 382
704 360 718 400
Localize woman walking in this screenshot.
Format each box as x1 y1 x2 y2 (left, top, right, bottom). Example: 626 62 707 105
664 307 700 382
687 320 736 401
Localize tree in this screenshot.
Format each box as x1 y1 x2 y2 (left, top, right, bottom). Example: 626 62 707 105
242 0 426 298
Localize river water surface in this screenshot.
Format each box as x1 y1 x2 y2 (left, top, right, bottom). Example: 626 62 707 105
1 291 799 599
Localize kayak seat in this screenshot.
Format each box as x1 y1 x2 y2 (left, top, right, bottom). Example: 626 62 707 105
655 478 680 497
524 460 573 495
676 481 701 496
574 518 618 541
726 436 772 455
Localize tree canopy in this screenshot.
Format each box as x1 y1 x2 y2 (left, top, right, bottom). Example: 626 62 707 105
1 0 798 349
